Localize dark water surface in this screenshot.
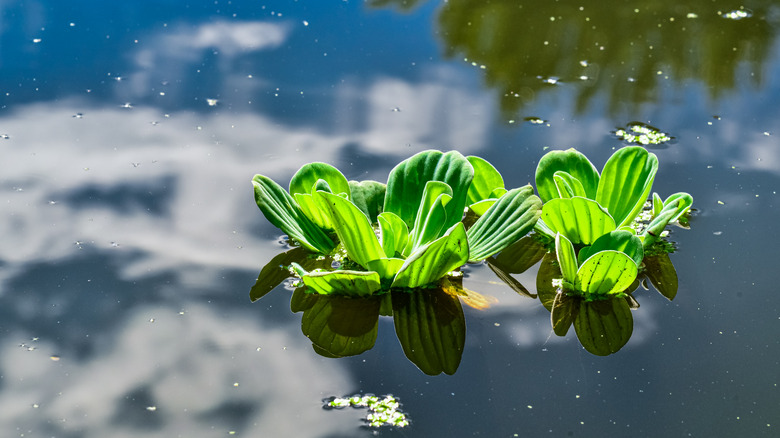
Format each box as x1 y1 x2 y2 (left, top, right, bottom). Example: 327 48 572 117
1 1 778 436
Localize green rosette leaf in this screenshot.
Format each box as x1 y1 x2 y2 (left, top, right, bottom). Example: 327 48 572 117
596 146 658 228
378 211 409 258
365 258 405 282
466 155 505 206
489 234 547 275
301 269 382 297
250 247 332 302
535 148 600 203
294 191 334 230
577 230 644 267
466 185 542 262
541 196 616 245
289 162 351 199
384 150 474 230
555 233 578 284
348 180 386 223
392 223 469 289
404 181 453 256
553 170 588 198
313 191 384 269
575 250 638 297
252 174 335 253
641 192 694 248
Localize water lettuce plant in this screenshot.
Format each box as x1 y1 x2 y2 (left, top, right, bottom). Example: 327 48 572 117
251 146 694 358
535 146 692 251
252 150 542 296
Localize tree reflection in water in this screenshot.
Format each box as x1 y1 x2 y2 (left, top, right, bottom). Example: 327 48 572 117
369 0 776 116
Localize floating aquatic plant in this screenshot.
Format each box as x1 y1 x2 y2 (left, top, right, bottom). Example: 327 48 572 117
613 122 673 146
252 150 542 296
534 146 692 252
251 146 694 359
325 394 409 428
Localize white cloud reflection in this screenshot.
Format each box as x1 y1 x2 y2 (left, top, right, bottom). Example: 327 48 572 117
0 304 359 437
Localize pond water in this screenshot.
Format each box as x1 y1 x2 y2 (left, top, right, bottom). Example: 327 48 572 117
1 0 778 436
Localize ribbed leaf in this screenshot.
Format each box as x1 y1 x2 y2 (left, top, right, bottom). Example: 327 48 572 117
652 192 664 216
553 171 588 198
252 174 335 253
313 191 384 269
384 150 473 230
365 258 405 282
301 269 381 297
555 233 578 284
662 192 693 223
377 212 408 258
392 288 465 375
250 246 332 302
574 298 633 356
466 185 542 262
294 192 333 230
641 192 693 248
289 162 351 199
577 230 644 267
575 251 638 297
301 295 380 357
489 235 547 274
466 155 505 206
541 196 616 245
596 146 658 228
348 180 386 223
404 181 453 256
535 148 600 203
392 223 468 289
468 198 497 216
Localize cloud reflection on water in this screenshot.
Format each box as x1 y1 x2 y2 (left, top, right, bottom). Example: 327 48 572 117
0 304 359 437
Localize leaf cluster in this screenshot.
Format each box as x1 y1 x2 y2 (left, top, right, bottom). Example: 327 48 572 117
252 150 542 296
534 146 692 301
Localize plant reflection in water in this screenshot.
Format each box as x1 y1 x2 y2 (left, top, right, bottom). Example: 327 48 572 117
251 221 686 375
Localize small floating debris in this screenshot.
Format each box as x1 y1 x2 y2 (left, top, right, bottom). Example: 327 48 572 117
721 9 752 20
613 122 673 146
324 394 409 428
524 116 547 125
206 98 219 107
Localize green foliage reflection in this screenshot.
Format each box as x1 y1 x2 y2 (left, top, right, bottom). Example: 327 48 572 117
371 0 775 115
